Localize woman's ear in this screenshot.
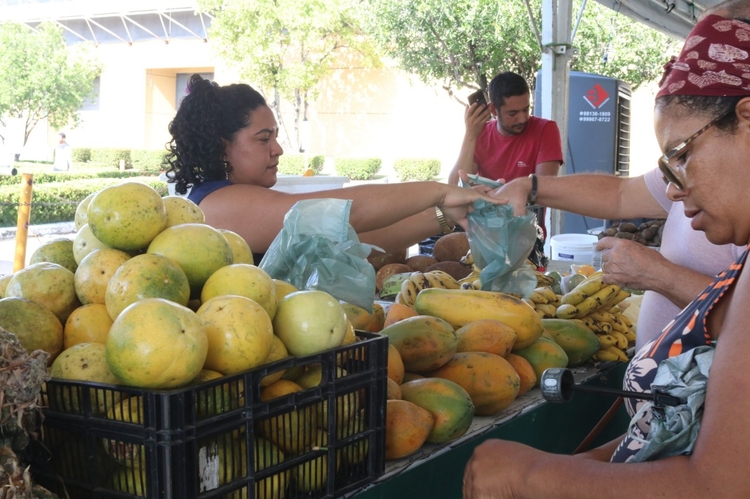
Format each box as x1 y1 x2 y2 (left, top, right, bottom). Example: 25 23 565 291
735 97 750 129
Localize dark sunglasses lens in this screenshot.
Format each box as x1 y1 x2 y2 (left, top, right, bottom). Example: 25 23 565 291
658 159 683 190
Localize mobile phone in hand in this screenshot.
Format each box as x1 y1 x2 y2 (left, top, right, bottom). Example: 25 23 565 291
467 89 488 107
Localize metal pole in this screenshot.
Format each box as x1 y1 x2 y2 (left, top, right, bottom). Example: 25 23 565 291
541 0 574 239
13 173 33 272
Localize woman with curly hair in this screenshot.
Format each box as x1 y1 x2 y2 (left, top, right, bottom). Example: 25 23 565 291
164 74 501 261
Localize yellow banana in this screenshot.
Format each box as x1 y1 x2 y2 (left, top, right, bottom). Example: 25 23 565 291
398 278 419 307
610 331 629 350
609 305 621 314
460 250 474 266
596 333 618 349
536 303 558 318
581 316 603 332
535 286 558 302
409 271 431 291
593 348 620 362
605 345 629 362
523 298 536 308
586 310 615 324
457 269 481 287
623 327 637 344
560 275 605 305
575 284 620 318
609 317 629 333
535 308 546 319
602 289 631 310
425 270 460 289
555 303 580 319
471 279 482 290
528 290 549 305
615 312 633 328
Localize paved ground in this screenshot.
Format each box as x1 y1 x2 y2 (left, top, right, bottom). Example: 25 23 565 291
0 222 76 275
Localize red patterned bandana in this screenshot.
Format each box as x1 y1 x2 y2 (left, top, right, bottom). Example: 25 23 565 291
657 14 750 98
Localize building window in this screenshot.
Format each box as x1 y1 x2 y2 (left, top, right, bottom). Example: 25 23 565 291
80 77 101 111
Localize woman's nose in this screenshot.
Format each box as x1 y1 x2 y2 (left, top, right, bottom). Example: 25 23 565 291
665 182 685 202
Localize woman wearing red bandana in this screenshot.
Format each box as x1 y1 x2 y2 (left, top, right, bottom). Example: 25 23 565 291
463 4 750 498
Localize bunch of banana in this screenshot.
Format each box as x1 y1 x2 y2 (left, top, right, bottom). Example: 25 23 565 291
395 270 460 307
554 272 635 362
457 264 482 290
460 250 474 267
526 286 561 318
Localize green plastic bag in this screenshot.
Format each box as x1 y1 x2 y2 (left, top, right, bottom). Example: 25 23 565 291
462 183 538 297
259 198 377 312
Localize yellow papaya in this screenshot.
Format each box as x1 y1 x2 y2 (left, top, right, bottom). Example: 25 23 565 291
513 337 568 386
340 302 373 330
414 288 543 350
542 318 601 366
400 377 474 444
428 352 520 416
455 319 517 357
380 315 458 373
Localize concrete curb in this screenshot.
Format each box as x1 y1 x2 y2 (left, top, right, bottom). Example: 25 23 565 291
0 222 77 240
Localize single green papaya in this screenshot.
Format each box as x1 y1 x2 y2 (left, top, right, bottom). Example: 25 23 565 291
380 315 458 373
513 337 569 386
400 377 475 443
542 318 600 366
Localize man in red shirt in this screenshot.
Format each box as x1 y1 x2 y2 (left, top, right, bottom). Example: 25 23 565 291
448 71 563 241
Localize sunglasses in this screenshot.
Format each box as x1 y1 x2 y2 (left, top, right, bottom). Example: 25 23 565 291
658 111 732 190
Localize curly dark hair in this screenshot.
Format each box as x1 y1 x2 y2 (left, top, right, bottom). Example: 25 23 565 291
655 95 744 133
163 74 268 195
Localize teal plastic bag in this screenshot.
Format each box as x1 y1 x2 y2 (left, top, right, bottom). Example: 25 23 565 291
629 345 714 462
259 198 377 312
462 187 538 297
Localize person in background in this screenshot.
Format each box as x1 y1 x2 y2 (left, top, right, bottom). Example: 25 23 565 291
448 71 563 240
164 75 505 264
53 132 72 171
463 8 750 497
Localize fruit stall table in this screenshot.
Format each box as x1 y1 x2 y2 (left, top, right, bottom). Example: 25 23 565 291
351 361 629 499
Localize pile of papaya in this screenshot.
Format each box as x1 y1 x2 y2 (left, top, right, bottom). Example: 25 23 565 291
342 281 626 462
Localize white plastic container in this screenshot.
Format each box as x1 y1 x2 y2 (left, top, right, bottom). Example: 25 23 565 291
161 174 349 197
550 233 598 264
271 175 349 194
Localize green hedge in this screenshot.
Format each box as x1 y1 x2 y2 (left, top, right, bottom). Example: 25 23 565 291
0 178 168 226
0 170 152 187
393 158 442 181
131 149 168 173
89 148 131 167
278 153 325 175
334 157 382 180
72 148 91 162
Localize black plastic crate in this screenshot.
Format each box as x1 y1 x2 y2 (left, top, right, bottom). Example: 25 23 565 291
27 332 388 498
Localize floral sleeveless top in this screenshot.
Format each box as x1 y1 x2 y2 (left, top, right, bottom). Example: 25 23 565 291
610 245 750 463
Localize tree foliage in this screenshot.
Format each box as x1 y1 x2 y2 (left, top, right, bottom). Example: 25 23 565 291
364 0 679 98
0 22 101 147
571 2 680 87
198 0 377 152
365 0 541 99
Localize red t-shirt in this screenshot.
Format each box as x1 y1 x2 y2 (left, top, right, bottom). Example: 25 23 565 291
473 116 563 182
